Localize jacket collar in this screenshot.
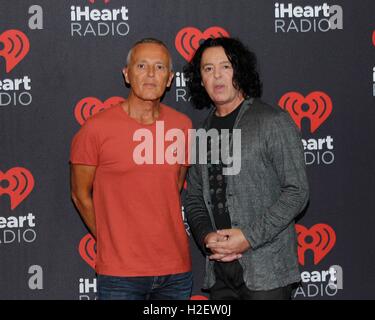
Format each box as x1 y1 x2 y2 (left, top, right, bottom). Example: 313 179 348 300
203 97 254 130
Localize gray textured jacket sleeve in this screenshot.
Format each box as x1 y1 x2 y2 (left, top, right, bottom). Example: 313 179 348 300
244 111 309 250
185 163 214 253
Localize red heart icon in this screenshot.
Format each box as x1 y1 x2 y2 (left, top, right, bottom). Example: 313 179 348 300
175 26 230 61
0 30 30 73
74 96 125 125
0 167 34 210
295 223 336 266
278 91 332 133
78 233 96 269
190 295 208 300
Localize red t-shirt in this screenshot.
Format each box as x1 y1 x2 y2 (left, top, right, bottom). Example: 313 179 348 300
70 104 192 276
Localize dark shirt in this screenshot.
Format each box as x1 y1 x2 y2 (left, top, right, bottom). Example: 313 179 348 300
207 102 246 290
208 103 243 229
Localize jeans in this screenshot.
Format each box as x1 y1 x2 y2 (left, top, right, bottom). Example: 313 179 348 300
97 271 193 300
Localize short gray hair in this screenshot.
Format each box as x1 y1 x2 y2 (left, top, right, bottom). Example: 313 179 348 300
126 38 173 70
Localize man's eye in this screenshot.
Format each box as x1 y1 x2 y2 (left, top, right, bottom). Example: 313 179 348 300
203 66 213 72
156 65 166 70
137 64 146 69
223 64 232 69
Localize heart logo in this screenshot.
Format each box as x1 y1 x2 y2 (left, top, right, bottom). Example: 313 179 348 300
296 223 336 266
278 91 332 133
74 96 125 125
0 30 30 73
175 26 230 61
190 295 208 300
0 167 34 210
78 233 96 269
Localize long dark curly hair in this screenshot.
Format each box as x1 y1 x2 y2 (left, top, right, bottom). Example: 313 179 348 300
183 37 263 109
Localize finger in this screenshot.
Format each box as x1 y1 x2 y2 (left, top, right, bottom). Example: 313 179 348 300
209 253 242 261
217 235 229 241
220 254 242 262
208 253 227 260
206 238 219 244
206 242 231 251
217 229 233 235
207 235 228 243
210 248 233 254
208 247 235 254
208 244 233 253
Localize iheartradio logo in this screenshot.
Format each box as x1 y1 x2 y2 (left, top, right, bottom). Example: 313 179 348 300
0 30 30 73
79 233 96 269
74 96 125 125
296 223 336 266
0 167 34 210
278 91 332 133
175 26 229 61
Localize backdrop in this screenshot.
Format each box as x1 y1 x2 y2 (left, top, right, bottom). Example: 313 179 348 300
1 0 374 300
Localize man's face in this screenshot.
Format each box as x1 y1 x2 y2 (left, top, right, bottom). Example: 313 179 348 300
200 46 242 107
124 43 173 102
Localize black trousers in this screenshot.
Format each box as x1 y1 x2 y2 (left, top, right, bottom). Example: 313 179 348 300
209 277 293 300
209 262 293 300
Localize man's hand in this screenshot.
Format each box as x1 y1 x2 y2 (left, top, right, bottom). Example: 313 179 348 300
206 229 250 262
204 231 240 262
204 231 227 245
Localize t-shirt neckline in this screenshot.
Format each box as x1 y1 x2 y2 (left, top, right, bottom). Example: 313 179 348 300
116 104 165 127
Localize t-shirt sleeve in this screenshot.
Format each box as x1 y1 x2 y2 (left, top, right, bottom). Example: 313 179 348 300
70 120 99 166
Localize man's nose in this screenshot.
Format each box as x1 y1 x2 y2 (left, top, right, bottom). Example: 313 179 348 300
213 67 221 79
147 65 155 77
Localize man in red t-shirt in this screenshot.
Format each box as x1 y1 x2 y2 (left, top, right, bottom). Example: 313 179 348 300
70 38 192 300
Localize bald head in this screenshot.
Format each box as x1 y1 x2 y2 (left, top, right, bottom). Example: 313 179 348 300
126 38 173 71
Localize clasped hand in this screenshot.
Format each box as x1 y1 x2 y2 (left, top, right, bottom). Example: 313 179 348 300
204 229 250 262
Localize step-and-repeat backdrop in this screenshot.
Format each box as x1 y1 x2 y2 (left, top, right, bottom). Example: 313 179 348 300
1 0 374 300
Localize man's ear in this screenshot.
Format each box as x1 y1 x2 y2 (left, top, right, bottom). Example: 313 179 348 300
123 67 129 84
166 72 174 88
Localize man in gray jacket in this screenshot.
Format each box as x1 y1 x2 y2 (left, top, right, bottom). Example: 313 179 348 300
183 37 309 300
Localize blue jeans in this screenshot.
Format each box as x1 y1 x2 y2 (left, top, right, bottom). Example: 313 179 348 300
97 272 193 300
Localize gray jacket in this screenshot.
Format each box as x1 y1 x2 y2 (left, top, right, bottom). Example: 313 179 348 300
185 98 309 291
